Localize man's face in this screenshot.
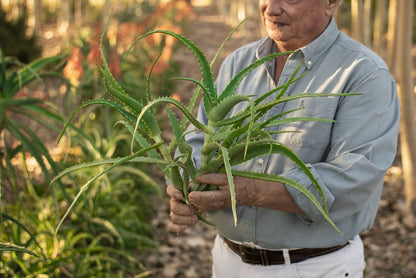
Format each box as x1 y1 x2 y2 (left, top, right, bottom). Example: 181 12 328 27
259 0 336 50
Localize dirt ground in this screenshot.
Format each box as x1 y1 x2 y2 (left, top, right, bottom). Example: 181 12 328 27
142 4 416 278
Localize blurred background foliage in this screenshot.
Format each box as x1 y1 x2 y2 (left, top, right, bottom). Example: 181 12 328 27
0 0 193 276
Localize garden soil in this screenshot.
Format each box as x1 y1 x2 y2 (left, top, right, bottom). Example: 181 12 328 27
142 4 416 278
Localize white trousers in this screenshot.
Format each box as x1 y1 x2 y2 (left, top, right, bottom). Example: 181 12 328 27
211 235 366 278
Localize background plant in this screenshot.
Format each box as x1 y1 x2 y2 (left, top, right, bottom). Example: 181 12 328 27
0 2 190 276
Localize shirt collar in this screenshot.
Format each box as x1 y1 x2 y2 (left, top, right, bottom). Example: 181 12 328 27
256 17 340 70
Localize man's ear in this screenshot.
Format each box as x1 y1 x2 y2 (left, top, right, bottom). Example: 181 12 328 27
325 0 341 16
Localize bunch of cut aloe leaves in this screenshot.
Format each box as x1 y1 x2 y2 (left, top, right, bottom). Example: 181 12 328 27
54 18 350 234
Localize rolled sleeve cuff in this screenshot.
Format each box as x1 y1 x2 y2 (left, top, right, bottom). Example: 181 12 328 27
282 165 335 225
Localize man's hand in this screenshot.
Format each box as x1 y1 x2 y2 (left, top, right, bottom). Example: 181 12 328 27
190 173 304 214
188 173 257 211
166 184 199 233
167 173 303 233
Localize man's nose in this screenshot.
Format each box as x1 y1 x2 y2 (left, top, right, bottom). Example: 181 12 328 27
266 0 284 15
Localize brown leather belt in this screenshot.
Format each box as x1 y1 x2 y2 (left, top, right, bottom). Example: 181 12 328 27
224 238 349 266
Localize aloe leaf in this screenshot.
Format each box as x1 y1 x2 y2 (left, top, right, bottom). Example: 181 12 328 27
263 117 336 129
208 95 251 122
134 97 210 148
173 15 245 130
210 18 248 68
174 15 247 130
199 139 327 213
257 93 361 114
127 29 217 113
170 76 211 94
0 49 6 95
219 51 293 101
5 119 53 181
166 106 196 180
275 59 304 100
217 146 237 226
231 170 342 234
230 141 328 213
1 213 45 258
0 98 43 106
91 217 125 248
51 156 165 185
254 75 305 106
99 17 162 138
54 142 164 233
115 120 162 162
0 243 39 257
58 99 137 143
146 51 163 104
9 55 62 97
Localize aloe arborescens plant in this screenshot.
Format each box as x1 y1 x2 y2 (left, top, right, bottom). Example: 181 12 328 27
55 19 353 234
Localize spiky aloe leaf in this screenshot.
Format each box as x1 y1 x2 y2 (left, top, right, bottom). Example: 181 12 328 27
232 170 342 234
199 139 328 214
1 213 45 258
214 92 359 127
219 51 293 101
219 146 238 226
0 243 39 257
58 99 137 143
127 30 217 113
8 55 63 97
208 95 251 122
54 141 164 233
134 97 211 148
5 119 54 182
51 156 166 184
115 120 162 161
262 117 336 129
275 58 304 100
0 98 43 107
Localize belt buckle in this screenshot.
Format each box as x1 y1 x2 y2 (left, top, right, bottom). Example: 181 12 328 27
238 244 271 266
238 244 251 264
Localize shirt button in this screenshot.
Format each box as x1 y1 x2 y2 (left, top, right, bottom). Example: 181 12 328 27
307 60 312 66
258 159 264 165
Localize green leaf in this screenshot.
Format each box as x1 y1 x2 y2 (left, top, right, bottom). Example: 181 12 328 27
127 29 217 113
219 51 293 101
54 142 164 233
58 99 137 143
9 55 63 97
0 243 39 257
232 170 342 234
219 146 238 226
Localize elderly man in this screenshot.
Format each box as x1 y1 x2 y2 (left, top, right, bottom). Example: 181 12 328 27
167 0 400 277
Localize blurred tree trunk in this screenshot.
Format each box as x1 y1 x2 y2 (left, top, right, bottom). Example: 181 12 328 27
26 0 42 36
58 0 71 35
373 0 387 57
396 0 416 215
351 0 363 42
74 0 82 28
362 0 372 46
386 0 398 72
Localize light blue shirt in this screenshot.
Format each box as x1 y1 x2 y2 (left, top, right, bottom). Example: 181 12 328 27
185 18 400 249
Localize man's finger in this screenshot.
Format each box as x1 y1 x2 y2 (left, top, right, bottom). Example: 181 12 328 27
166 184 183 199
189 190 230 211
197 173 228 186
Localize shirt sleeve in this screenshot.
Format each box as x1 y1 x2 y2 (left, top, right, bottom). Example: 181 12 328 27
283 68 400 226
